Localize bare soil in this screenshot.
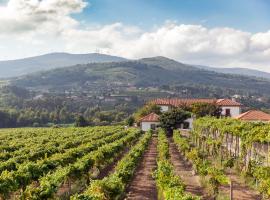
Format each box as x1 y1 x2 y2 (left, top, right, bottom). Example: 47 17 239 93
219 170 262 200
125 136 158 200
56 147 130 198
97 147 130 179
168 137 209 200
181 130 262 200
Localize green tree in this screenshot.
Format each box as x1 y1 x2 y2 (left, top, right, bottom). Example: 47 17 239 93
191 103 222 118
159 108 191 134
126 116 135 126
75 115 88 127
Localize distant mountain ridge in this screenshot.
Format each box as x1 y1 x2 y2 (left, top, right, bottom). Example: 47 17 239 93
0 53 127 78
1 52 270 80
12 56 270 96
196 65 270 80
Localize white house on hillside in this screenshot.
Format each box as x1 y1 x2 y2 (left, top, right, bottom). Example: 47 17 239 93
152 98 242 117
140 112 160 131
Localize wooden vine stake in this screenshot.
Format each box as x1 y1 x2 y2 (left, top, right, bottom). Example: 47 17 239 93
230 179 233 200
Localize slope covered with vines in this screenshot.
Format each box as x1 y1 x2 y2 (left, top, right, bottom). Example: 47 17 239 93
192 117 269 198
0 126 141 199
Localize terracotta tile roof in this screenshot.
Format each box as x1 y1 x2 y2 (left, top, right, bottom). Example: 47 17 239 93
151 98 241 107
140 112 160 122
235 110 270 121
216 99 242 107
152 98 171 105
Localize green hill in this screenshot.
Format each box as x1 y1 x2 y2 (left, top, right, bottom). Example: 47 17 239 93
0 53 126 78
11 57 270 95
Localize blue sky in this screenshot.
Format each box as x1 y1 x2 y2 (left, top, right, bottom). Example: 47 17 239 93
2 0 270 71
78 0 270 32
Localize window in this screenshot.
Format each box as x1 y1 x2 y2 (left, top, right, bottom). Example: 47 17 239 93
183 122 190 129
150 124 156 130
225 109 231 117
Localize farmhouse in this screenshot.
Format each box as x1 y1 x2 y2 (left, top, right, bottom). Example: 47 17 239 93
235 110 270 122
152 98 242 117
140 112 160 131
140 98 242 131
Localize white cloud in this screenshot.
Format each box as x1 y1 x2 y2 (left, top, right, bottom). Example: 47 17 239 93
0 0 87 34
1 0 270 72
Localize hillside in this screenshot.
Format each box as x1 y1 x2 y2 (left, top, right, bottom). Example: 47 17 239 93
0 53 126 78
197 65 270 80
2 52 270 81
11 57 270 96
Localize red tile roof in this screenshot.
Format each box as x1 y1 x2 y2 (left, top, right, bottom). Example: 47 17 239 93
140 112 160 122
151 98 242 107
235 110 270 121
216 99 242 106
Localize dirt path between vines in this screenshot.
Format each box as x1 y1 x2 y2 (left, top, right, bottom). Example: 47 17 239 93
57 146 133 197
125 136 158 200
168 137 209 200
219 170 262 200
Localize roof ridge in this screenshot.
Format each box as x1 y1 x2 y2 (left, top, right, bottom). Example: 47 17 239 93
140 112 160 122
236 110 270 121
237 110 251 118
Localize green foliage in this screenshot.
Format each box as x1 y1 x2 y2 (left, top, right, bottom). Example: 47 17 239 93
191 103 222 118
154 130 200 200
207 167 229 196
0 126 139 198
13 57 270 98
173 132 191 154
72 131 152 200
0 85 137 128
159 108 191 133
24 130 141 199
126 116 135 126
75 115 88 127
192 117 270 197
173 131 229 197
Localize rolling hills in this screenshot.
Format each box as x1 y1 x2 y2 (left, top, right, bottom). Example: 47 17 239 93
197 65 270 80
0 53 126 78
1 52 270 81
11 57 270 96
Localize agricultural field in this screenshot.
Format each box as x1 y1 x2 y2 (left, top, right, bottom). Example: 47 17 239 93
0 121 269 200
0 126 144 199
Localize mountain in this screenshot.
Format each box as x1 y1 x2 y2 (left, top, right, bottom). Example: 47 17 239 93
140 56 198 71
0 53 126 78
2 52 270 81
196 65 270 80
11 57 270 96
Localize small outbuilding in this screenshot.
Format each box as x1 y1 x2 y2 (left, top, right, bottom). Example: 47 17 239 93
140 112 160 131
235 110 270 122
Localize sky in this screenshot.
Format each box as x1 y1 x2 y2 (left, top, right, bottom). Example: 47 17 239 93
1 0 270 72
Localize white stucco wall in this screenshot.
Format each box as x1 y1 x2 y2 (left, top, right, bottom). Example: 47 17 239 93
141 122 160 131
221 106 241 117
160 105 170 112
185 118 194 129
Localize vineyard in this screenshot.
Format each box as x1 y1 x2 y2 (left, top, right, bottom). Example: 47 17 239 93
0 121 269 199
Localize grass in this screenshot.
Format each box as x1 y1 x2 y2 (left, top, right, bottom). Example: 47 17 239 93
216 192 230 200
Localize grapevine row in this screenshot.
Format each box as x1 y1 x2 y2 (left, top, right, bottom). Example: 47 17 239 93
71 131 152 200
0 128 120 173
192 117 270 198
22 129 141 199
0 128 130 196
173 130 229 198
154 130 199 200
